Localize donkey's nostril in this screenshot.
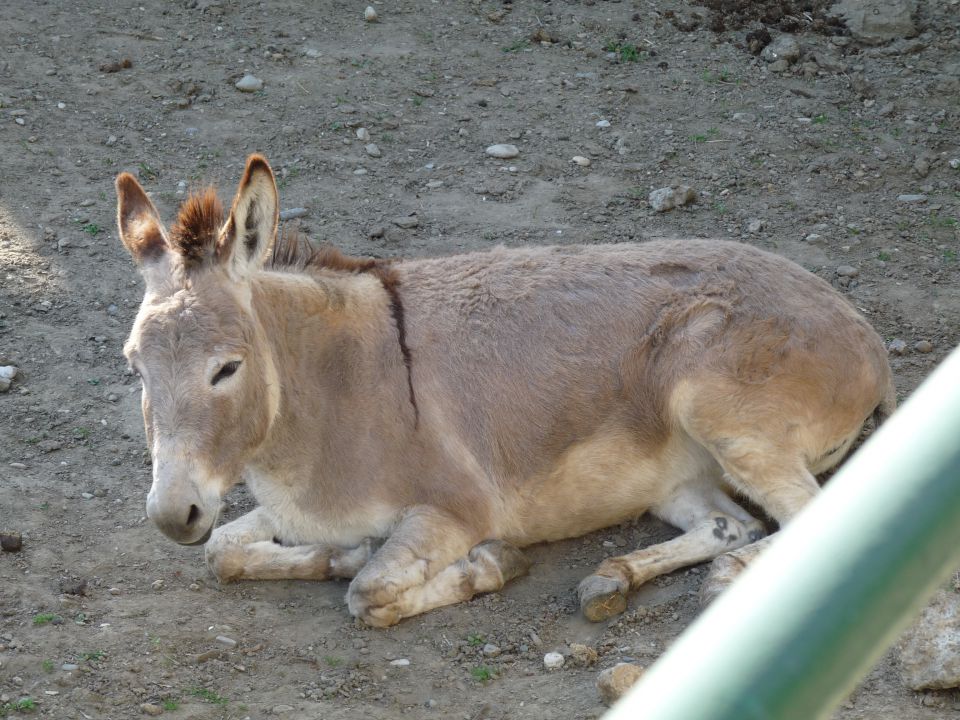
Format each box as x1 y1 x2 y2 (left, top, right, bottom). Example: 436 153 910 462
186 504 202 527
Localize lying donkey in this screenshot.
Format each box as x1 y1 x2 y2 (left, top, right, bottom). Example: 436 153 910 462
116 154 895 626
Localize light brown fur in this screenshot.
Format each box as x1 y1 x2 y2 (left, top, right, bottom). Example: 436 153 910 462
116 155 895 626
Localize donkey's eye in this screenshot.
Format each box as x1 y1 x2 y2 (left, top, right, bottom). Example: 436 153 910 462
211 360 241 386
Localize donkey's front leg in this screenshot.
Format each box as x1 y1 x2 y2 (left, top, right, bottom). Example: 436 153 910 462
205 507 376 582
346 505 481 627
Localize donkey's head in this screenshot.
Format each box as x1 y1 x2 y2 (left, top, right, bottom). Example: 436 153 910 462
117 155 282 545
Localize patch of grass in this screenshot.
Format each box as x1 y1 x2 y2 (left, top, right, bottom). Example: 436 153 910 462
0 698 37 715
877 251 892 262
467 633 485 647
323 655 343 668
502 38 530 53
603 40 642 62
162 699 179 711
927 214 958 229
712 201 728 215
41 660 54 673
79 650 105 662
72 427 90 440
81 223 100 236
329 121 343 131
32 613 59 626
37 502 49 510
412 96 423 107
138 162 159 181
701 67 737 84
812 114 828 125
471 665 495 683
190 688 228 706
944 249 957 262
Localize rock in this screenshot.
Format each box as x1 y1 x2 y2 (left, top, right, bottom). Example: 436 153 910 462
0 532 22 552
597 663 646 705
834 0 917 43
356 127 370 141
390 658 411 666
140 703 163 716
272 705 295 715
596 119 611 128
215 635 237 648
59 577 87 596
482 644 501 658
746 219 764 234
569 643 598 667
914 157 931 178
365 143 382 158
897 194 927 203
761 35 801 64
732 112 757 123
392 215 419 229
279 208 308 221
368 226 386 238
61 663 79 671
899 590 960 690
649 186 697 213
571 156 591 167
0 366 18 392
888 338 908 355
151 579 164 591
544 652 565 670
485 144 519 159
235 74 264 93
106 134 117 146
914 340 934 354
836 265 859 278
364 6 378 22
769 59 790 73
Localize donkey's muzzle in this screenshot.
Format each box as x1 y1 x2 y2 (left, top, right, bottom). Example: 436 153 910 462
146 492 217 545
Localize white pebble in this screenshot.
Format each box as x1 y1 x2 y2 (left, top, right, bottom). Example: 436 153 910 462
215 635 237 648
572 156 591 167
235 74 264 92
949 158 960 169
57 102 66 109
595 119 611 128
485 143 519 159
356 127 370 141
544 652 565 669
365 143 382 158
364 6 378 22
390 658 410 666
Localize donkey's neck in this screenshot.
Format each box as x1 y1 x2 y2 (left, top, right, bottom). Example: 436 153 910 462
248 269 416 477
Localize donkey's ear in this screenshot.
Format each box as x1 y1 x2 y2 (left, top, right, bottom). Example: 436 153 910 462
218 154 278 278
116 172 168 265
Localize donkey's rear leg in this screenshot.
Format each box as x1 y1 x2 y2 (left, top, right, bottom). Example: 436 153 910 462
579 485 765 622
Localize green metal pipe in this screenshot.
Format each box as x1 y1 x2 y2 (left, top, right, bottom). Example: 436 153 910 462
606 345 960 720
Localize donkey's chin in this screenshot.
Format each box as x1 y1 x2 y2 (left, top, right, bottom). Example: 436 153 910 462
178 525 214 546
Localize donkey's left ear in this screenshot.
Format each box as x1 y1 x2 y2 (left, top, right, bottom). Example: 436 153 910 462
218 154 279 278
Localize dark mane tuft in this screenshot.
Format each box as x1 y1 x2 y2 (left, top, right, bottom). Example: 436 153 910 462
169 188 224 267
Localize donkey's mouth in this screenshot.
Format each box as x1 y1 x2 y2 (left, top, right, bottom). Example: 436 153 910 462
179 525 213 546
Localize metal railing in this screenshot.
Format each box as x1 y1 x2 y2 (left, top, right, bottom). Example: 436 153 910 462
606 345 960 720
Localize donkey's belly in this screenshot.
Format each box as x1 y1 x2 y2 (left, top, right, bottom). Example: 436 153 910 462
501 429 718 546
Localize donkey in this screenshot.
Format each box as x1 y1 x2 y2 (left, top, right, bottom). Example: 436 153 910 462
116 154 895 626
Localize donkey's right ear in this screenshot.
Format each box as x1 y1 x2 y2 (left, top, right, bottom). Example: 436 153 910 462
116 172 169 265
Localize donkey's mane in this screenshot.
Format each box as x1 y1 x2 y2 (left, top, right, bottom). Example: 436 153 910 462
169 188 224 267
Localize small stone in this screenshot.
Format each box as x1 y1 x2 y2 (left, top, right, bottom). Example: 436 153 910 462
949 159 960 170
769 58 790 73
0 366 17 392
899 590 960 689
365 143 382 158
572 156 591 167
595 119 611 128
189 583 200 591
569 643 598 667
140 703 163 716
368 226 386 238
834 0 918 43
390 658 410 666
151 579 164 591
279 208 308 221
106 135 117 146
272 705 295 715
746 219 764 234
482 644 501 658
392 215 419 229
732 112 757 123
914 157 931 178
108 587 121 596
81 492 94 500
485 144 519 159
761 35 801 64
107 304 119 316
0 532 22 552
888 338 908 355
426 180 443 189
914 340 934 354
897 194 926 203
544 652 565 670
215 635 237 648
235 74 264 93
597 663 646 705
836 265 859 278
649 185 697 213
364 5 378 22
356 127 370 141
61 663 79 671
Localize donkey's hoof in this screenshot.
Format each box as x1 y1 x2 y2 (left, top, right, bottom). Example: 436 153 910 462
471 540 531 583
579 574 628 622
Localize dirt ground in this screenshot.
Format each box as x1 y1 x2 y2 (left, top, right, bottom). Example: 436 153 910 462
1 0 959 718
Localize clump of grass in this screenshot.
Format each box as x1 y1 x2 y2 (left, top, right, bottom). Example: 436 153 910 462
603 40 643 62
32 613 59 626
467 633 485 647
471 665 495 684
502 38 530 53
189 688 228 706
162 699 179 711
